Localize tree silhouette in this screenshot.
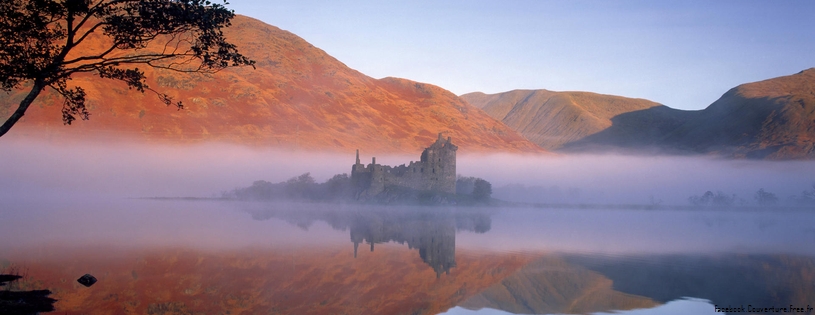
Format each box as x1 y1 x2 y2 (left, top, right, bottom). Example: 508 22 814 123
0 0 254 137
688 190 736 207
472 178 492 201
754 188 778 206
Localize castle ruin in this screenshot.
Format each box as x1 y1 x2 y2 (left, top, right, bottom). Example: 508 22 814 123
352 133 457 199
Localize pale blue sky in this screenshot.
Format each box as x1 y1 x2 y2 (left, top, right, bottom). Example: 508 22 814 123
228 1 815 110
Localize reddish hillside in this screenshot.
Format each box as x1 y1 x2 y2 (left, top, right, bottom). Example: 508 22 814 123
0 15 541 154
461 90 661 150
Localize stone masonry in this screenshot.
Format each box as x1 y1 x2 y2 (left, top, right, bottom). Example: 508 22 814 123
352 133 457 199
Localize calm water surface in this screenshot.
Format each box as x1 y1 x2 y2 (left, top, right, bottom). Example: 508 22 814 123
2 198 814 314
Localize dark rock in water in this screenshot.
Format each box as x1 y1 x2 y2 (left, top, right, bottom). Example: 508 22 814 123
77 274 97 287
0 274 57 314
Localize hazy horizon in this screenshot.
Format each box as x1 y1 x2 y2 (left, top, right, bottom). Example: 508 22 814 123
2 137 813 207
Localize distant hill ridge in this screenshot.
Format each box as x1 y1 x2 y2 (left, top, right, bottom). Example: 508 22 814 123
464 69 815 159
461 90 662 150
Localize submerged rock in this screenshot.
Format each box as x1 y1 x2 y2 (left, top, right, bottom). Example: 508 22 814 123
77 274 97 287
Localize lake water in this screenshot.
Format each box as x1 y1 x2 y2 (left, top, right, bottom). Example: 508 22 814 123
2 198 814 315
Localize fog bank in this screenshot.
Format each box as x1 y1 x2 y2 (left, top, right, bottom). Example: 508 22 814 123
459 153 815 205
2 139 814 205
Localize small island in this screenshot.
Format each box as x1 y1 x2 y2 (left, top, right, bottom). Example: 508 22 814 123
227 133 492 205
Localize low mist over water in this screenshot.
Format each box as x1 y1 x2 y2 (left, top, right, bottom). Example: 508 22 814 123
460 153 815 205
2 138 814 206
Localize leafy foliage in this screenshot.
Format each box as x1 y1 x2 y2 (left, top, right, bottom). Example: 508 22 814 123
228 173 354 202
230 172 498 206
754 188 778 206
789 183 815 206
456 175 492 202
688 190 736 207
472 178 492 201
455 175 477 195
0 0 255 137
0 266 56 314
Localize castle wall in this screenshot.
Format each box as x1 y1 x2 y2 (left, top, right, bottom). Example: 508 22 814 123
352 133 457 198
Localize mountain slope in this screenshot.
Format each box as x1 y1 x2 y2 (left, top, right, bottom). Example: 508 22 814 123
461 90 662 150
0 15 541 153
567 69 815 159
667 68 815 159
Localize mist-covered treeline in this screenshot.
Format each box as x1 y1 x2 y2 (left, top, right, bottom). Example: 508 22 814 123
687 184 815 207
225 173 354 202
788 183 815 206
225 173 494 205
455 176 492 201
483 182 815 208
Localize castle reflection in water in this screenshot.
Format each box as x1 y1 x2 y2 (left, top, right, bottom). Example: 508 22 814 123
246 204 491 278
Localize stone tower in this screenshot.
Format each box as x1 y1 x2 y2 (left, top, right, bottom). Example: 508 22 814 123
351 133 458 198
418 133 457 194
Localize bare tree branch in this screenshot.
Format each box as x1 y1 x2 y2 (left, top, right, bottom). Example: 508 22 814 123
0 0 255 137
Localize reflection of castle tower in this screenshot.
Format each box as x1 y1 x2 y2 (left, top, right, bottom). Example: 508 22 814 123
246 204 491 279
350 211 457 278
352 133 457 199
416 222 456 278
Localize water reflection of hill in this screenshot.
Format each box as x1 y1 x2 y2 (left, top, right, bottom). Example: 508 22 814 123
461 253 815 315
459 256 659 314
565 254 815 315
245 203 492 278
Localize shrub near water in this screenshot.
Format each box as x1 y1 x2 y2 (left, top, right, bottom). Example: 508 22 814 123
227 173 354 201
228 173 494 205
688 191 737 207
754 188 779 206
